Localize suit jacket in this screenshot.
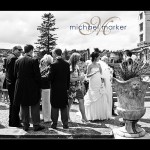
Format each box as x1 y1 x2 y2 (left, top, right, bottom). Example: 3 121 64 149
49 58 70 108
5 53 18 87
13 55 41 106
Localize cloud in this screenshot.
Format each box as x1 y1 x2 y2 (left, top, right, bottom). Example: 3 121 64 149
53 11 139 51
0 11 48 47
0 11 139 52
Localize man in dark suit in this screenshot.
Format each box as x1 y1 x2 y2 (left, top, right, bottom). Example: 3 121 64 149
49 48 70 129
13 44 45 131
5 45 23 127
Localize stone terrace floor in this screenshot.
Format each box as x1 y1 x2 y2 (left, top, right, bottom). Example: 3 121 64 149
0 101 150 139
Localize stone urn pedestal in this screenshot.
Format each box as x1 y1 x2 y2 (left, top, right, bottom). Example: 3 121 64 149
112 77 149 138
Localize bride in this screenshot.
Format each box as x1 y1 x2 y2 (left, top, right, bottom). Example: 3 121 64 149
84 52 112 121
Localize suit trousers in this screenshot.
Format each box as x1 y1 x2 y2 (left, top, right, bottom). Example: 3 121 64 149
21 101 40 127
7 84 20 126
51 106 68 127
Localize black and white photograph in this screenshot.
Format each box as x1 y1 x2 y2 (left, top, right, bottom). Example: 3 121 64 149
0 11 150 140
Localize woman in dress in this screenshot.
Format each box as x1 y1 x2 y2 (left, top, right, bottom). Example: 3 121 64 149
68 53 89 123
84 52 112 121
40 54 53 123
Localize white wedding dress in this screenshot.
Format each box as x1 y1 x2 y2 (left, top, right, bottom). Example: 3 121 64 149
84 66 112 120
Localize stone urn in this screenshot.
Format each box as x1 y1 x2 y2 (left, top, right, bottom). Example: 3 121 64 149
112 77 149 138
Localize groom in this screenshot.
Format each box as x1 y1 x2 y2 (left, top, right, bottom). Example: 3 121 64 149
49 48 70 129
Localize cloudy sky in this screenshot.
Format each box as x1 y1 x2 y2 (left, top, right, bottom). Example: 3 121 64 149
0 11 140 52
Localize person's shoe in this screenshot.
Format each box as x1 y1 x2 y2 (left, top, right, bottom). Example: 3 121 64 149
112 111 118 116
23 124 30 131
33 125 45 131
23 126 29 131
51 124 57 129
81 119 90 124
63 125 69 129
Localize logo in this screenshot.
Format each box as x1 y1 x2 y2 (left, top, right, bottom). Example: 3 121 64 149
70 16 127 35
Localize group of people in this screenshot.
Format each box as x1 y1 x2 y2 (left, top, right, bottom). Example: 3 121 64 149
4 45 116 131
40 50 115 128
5 45 45 131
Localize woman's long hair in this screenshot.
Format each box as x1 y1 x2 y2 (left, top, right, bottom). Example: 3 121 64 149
39 54 53 73
68 53 81 72
90 51 100 62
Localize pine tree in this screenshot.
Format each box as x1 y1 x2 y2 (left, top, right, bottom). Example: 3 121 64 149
35 12 58 54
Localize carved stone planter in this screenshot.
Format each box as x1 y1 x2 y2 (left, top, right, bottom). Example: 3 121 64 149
112 77 149 138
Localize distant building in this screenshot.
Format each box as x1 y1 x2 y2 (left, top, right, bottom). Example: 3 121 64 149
130 11 150 63
137 11 150 47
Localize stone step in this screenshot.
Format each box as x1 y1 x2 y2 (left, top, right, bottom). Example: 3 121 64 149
0 102 114 139
145 92 150 96
0 126 113 139
144 97 150 101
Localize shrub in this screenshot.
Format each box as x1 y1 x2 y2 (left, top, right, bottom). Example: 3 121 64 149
114 59 150 81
